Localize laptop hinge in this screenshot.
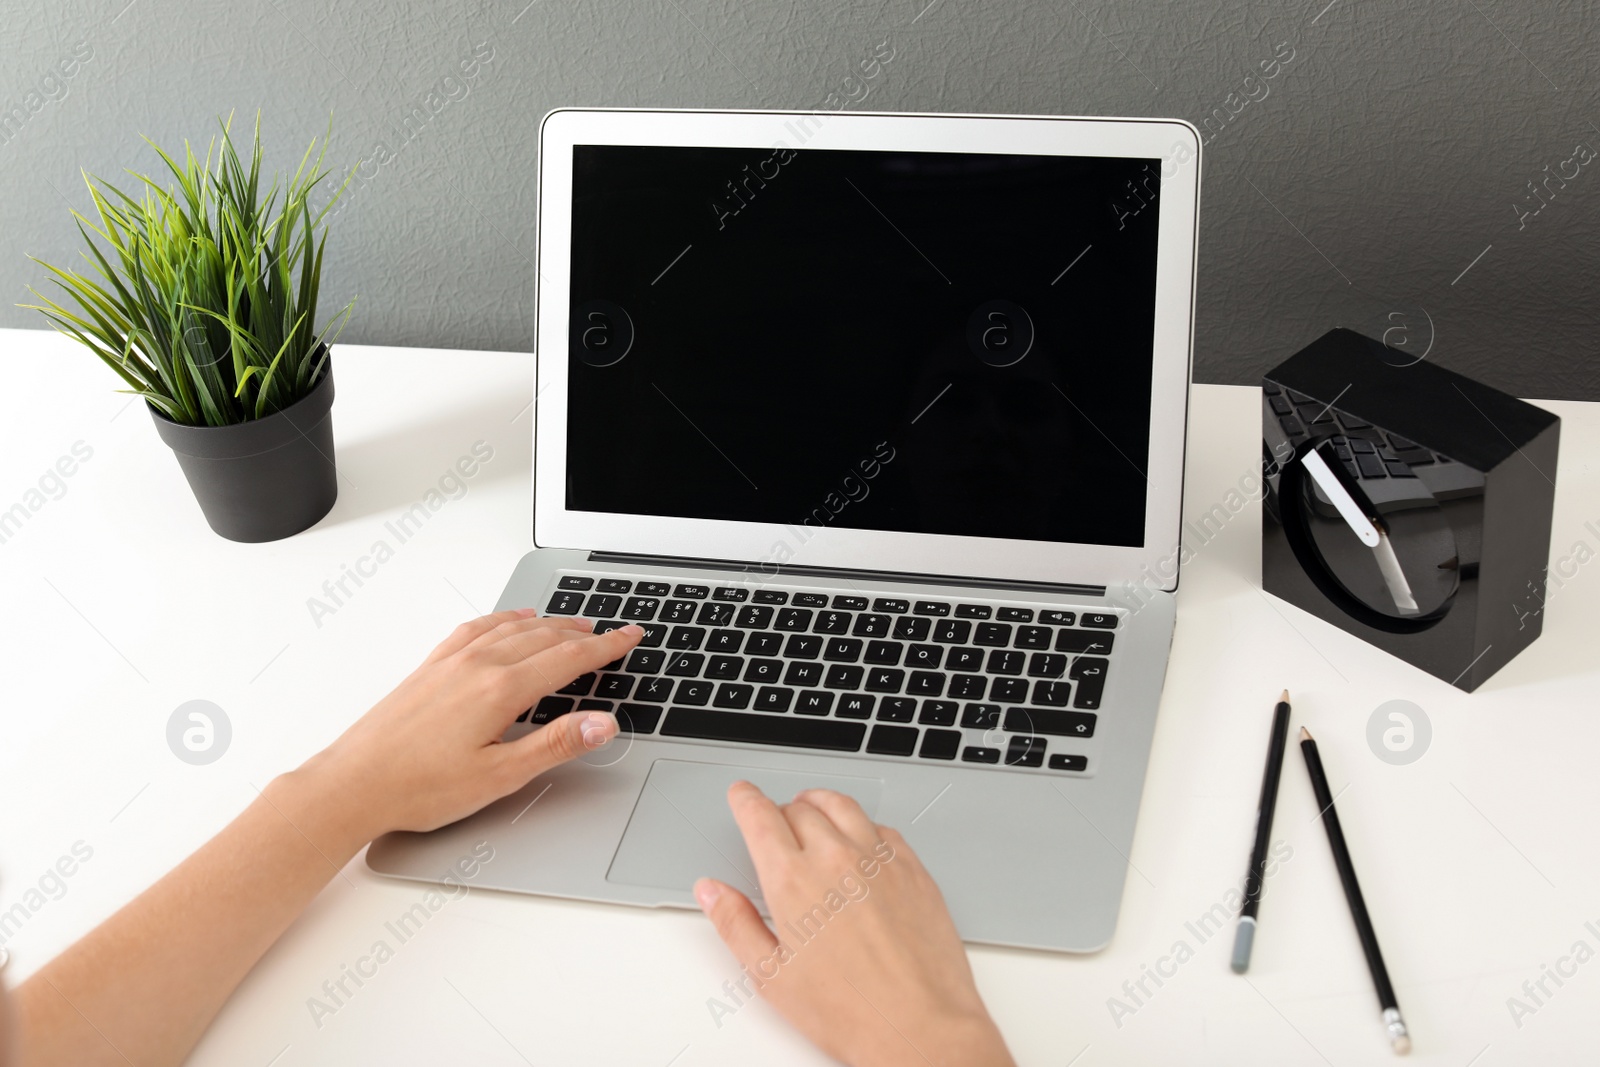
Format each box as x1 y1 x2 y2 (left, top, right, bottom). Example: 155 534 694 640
587 551 1108 598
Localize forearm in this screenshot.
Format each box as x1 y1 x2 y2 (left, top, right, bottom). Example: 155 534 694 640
15 767 366 1067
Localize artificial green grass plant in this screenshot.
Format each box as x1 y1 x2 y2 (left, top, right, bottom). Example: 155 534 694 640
22 113 355 426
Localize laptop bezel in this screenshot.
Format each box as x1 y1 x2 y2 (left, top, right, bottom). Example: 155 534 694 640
533 108 1198 590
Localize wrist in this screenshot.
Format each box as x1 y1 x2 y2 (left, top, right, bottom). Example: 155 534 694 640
265 759 383 861
852 1008 1012 1067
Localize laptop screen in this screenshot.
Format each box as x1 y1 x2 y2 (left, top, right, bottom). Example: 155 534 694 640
565 144 1161 550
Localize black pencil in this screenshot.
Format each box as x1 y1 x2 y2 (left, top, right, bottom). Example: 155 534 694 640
1300 727 1411 1055
1230 689 1292 973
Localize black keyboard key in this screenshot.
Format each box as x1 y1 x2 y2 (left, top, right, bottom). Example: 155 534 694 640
784 661 824 687
918 700 957 726
961 703 1001 729
784 634 823 659
990 678 1029 703
1032 680 1072 707
626 649 666 674
1049 753 1088 772
557 576 594 590
1385 461 1416 478
754 686 794 713
697 602 736 627
1071 663 1108 709
873 598 910 613
1029 653 1068 678
795 690 834 716
736 605 775 629
833 595 869 610
905 644 942 669
987 649 1025 675
595 675 634 699
997 607 1034 623
1069 656 1110 680
1004 706 1096 738
1356 452 1386 478
1268 393 1293 416
557 673 596 696
825 638 864 662
615 703 663 734
974 623 1012 647
546 591 585 615
1014 625 1052 650
584 594 622 618
713 586 749 602
876 697 916 722
955 604 993 619
892 617 931 641
836 694 875 719
531 695 574 723
713 683 754 709
932 619 971 644
706 655 745 681
635 676 675 702
914 600 951 616
867 724 919 757
622 597 660 621
668 626 706 650
674 584 710 599
907 671 945 697
593 620 631 636
744 658 783 683
707 629 745 654
1279 414 1307 438
577 697 614 713
665 653 704 677
1006 735 1047 768
746 632 784 656
793 593 829 608
601 654 626 672
661 708 866 751
597 578 632 594
962 745 1001 764
661 600 698 623
866 668 905 693
1056 630 1115 655
775 609 813 632
864 640 903 666
813 610 853 634
947 647 985 671
919 728 961 760
752 589 788 604
637 623 667 648
1040 610 1076 626
949 674 986 699
1080 613 1118 630
674 680 713 706
636 581 671 596
852 614 892 638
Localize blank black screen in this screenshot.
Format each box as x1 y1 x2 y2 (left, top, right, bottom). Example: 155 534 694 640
565 143 1160 548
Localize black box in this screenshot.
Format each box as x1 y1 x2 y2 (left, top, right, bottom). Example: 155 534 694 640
1261 328 1560 692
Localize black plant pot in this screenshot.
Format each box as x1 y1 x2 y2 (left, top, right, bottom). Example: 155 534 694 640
149 357 338 543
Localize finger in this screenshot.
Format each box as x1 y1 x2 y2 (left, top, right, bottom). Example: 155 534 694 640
791 789 882 851
500 708 619 778
504 624 643 696
466 612 596 657
727 781 800 863
478 620 600 671
694 878 779 971
781 799 849 853
422 609 536 667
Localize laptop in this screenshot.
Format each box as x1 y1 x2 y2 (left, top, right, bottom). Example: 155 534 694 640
368 108 1201 952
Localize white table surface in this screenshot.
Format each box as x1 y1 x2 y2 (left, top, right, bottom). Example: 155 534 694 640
1 325 1596 1066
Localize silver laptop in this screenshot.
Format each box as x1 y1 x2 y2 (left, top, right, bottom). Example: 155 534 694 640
368 108 1201 952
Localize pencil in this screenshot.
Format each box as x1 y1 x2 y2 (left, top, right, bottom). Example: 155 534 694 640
1300 727 1411 1055
1231 689 1292 973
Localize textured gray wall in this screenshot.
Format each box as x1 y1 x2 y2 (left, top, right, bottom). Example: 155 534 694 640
3 0 1597 400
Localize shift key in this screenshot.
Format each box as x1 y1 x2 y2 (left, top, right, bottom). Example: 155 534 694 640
1003 707 1096 738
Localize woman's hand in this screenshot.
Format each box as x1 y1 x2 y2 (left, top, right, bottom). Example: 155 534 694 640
293 608 643 847
695 782 1015 1067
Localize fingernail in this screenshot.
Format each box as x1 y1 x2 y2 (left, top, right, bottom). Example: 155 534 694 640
517 607 538 616
620 623 644 637
581 712 616 747
694 878 721 909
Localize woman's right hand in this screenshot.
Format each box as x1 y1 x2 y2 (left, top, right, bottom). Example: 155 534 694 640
694 782 1015 1067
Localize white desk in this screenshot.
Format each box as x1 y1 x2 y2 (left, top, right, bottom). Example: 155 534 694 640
2 326 1596 1066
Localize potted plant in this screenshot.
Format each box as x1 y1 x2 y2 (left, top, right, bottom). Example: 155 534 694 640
22 113 355 542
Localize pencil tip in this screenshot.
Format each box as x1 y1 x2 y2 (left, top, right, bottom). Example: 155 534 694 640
1299 726 1312 740
1280 689 1290 703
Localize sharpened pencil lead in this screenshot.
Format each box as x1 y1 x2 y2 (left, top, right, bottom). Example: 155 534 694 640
1280 689 1290 703
1300 726 1312 741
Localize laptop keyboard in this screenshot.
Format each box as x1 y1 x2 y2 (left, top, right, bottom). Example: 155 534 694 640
515 573 1118 775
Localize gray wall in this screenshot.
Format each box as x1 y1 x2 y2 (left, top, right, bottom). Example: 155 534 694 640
4 0 1597 400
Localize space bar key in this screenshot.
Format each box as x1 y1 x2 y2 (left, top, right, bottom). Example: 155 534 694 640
660 708 866 752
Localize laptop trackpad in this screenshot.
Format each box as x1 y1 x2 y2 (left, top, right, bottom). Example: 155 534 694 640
606 759 884 899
